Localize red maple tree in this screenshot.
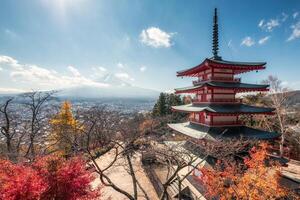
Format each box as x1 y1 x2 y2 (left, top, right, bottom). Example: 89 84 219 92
0 156 100 200
0 159 46 200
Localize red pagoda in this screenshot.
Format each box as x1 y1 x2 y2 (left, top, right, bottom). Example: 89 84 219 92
168 8 280 141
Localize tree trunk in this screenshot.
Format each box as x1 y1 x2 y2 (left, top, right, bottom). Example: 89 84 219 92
277 110 285 158
6 137 11 154
280 134 285 157
6 137 14 160
178 177 182 200
126 154 138 200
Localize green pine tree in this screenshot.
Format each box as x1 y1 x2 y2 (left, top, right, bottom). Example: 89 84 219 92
152 93 183 117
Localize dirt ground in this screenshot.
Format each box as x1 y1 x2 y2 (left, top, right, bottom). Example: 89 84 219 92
92 150 159 200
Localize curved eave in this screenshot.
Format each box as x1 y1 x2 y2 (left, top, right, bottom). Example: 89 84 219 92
174 82 269 94
168 122 214 140
207 58 266 67
172 104 275 115
168 122 280 140
176 58 266 77
175 87 269 94
176 59 208 77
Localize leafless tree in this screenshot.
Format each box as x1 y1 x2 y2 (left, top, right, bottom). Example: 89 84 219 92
0 97 29 161
79 107 150 200
146 143 202 200
0 98 15 159
263 75 289 157
143 136 256 200
21 91 56 159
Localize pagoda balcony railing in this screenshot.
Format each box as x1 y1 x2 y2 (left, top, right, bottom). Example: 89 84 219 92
192 98 243 104
193 77 241 85
189 119 243 127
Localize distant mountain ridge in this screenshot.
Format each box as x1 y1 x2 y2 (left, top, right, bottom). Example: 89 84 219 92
0 74 160 99
57 74 160 99
286 90 300 106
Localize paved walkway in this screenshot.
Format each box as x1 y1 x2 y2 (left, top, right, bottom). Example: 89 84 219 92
92 150 158 200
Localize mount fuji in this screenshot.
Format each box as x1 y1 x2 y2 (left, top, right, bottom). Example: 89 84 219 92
57 74 160 99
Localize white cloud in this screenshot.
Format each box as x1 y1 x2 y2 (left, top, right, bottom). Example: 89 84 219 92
114 72 134 81
117 62 125 69
293 12 299 19
140 66 147 72
68 65 81 76
98 66 107 72
258 19 280 32
227 39 237 52
91 66 108 79
258 36 270 45
287 21 300 41
281 12 288 22
0 87 26 94
0 55 109 90
281 80 300 90
0 67 3 71
0 55 22 69
264 19 280 31
258 19 264 27
115 72 129 79
140 27 174 48
241 37 255 47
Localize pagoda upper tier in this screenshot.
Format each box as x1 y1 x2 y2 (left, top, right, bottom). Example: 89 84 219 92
177 58 266 77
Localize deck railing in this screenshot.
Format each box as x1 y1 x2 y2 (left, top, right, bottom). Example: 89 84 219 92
189 119 243 127
193 77 241 85
192 98 242 104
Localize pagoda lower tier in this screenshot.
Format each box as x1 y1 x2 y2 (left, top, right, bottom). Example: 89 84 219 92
169 103 279 140
172 103 274 114
173 104 273 127
168 122 280 141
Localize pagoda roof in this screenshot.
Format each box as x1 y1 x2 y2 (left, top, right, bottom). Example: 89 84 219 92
168 122 280 140
172 103 274 114
208 58 266 66
175 81 269 94
177 58 266 77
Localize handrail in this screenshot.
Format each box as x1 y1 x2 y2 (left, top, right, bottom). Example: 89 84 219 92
189 119 243 126
193 77 241 85
192 98 242 103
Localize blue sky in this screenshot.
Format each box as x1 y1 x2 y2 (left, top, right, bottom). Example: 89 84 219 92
0 0 300 93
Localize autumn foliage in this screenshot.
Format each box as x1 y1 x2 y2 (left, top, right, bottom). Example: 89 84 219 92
0 159 46 200
0 155 99 200
197 143 288 200
49 101 82 157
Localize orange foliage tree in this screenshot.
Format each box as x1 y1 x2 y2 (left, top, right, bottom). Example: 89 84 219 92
197 143 288 200
49 101 82 156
